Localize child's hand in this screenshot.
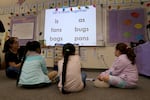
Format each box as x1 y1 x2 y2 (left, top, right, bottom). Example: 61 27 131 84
48 71 58 80
97 75 109 82
97 75 103 81
102 75 109 82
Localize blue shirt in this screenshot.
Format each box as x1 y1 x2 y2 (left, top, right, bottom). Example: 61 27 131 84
19 54 51 85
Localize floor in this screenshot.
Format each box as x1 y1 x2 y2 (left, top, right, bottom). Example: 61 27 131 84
0 69 150 100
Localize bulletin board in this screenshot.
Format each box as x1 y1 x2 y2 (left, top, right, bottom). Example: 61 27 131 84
80 46 115 69
11 16 36 46
108 8 145 43
41 47 54 67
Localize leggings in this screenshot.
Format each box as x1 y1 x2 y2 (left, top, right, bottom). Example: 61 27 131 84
109 75 127 88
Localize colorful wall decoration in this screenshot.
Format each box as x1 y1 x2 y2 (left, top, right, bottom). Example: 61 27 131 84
108 8 145 43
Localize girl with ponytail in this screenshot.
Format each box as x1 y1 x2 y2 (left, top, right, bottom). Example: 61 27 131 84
94 43 138 88
58 43 86 94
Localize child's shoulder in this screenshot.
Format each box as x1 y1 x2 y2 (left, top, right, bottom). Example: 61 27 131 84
37 55 44 59
118 54 131 64
27 54 43 59
70 55 80 61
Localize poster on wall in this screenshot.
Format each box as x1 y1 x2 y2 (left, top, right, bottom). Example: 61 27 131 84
108 8 145 43
11 16 36 45
12 23 34 39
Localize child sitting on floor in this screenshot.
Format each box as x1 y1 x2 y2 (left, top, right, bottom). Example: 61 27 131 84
17 41 57 88
57 43 86 94
94 43 138 88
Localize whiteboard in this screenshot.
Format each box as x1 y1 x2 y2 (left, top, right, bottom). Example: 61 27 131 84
44 5 96 46
43 5 104 46
12 22 34 39
11 16 36 46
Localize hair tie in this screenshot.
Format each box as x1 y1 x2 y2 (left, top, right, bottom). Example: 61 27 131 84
66 49 70 52
126 46 129 50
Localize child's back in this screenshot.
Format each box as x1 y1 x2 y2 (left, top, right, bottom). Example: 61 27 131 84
58 55 84 92
19 52 50 85
18 41 51 88
57 43 86 93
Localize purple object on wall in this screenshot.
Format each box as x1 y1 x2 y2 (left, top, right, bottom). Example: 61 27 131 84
108 8 145 43
134 42 150 76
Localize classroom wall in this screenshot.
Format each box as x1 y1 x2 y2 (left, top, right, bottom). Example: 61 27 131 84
33 1 115 69
0 0 150 69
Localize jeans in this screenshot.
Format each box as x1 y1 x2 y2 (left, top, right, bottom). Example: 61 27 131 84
6 67 19 79
81 72 87 88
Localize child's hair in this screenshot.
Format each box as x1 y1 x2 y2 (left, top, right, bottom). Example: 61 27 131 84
26 41 41 52
116 43 136 65
62 43 75 93
3 37 18 53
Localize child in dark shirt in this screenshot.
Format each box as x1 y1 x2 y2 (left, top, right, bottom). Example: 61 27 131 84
3 37 21 79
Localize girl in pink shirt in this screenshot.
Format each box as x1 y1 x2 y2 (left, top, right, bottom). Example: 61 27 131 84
94 43 138 88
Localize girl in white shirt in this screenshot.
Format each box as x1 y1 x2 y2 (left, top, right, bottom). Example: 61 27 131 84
58 43 86 94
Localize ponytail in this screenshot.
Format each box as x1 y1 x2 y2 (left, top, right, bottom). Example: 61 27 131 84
126 48 136 65
62 51 69 88
16 53 26 86
61 43 75 94
16 41 30 86
116 43 136 65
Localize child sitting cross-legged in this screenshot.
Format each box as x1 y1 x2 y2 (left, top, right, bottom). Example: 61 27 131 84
17 41 57 88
